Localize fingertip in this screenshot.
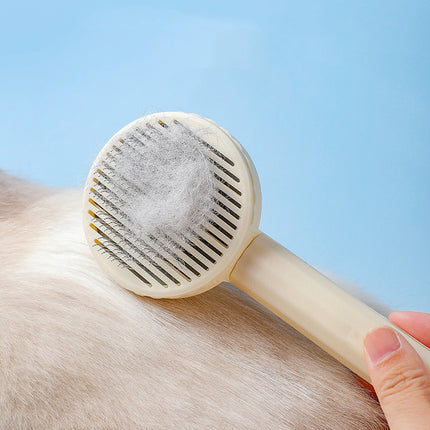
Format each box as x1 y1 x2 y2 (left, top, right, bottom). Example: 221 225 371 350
388 310 410 324
388 310 402 319
388 311 430 347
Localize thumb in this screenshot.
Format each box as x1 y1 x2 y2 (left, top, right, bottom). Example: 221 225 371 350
364 327 430 430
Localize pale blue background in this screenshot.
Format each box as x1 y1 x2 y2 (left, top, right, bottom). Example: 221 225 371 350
1 1 429 311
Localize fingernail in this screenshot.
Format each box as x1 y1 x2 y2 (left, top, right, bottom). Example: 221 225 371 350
364 327 401 365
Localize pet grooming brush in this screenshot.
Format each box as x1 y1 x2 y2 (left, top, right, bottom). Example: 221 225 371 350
83 112 430 383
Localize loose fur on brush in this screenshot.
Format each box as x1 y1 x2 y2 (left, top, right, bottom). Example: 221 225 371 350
0 170 388 429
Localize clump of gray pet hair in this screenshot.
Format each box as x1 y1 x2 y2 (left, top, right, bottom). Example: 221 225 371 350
105 122 216 247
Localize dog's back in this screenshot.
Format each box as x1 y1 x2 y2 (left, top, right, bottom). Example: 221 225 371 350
0 171 388 429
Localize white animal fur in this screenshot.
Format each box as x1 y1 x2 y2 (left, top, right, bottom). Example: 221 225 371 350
0 170 388 429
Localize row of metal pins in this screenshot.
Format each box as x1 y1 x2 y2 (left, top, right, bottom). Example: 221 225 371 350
89 197 187 287
88 187 197 283
88 193 179 282
91 169 235 258
92 226 161 287
92 238 153 286
89 181 228 285
89 208 181 286
95 167 238 247
90 172 232 264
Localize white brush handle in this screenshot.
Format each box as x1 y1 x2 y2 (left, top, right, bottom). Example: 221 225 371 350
230 232 430 383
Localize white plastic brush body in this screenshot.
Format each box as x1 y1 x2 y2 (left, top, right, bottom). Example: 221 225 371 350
83 112 430 383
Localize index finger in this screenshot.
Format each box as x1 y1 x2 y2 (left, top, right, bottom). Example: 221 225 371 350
389 311 430 348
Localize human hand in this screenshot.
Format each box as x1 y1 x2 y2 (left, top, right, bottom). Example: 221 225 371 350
364 311 430 429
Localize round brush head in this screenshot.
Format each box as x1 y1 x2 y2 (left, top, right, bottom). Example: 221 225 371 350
83 112 261 298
